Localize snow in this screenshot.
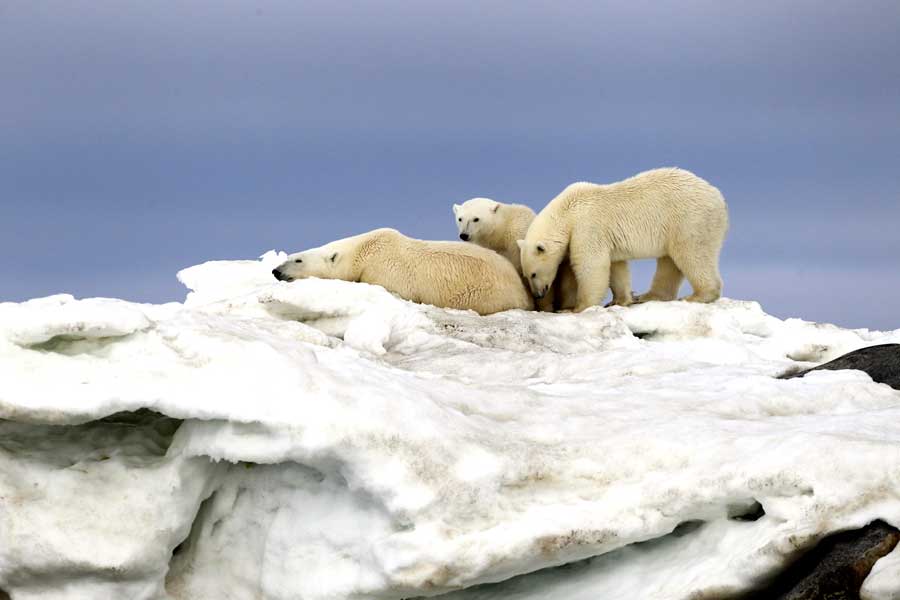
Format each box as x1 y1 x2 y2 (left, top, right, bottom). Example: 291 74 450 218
1 253 900 599
864 546 900 600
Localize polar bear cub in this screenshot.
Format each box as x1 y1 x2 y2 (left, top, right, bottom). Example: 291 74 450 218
453 198 535 272
453 198 588 311
272 228 533 315
519 168 729 312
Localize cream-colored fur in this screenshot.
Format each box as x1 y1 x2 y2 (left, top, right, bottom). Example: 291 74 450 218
519 168 729 312
453 198 534 271
452 198 584 311
273 228 534 315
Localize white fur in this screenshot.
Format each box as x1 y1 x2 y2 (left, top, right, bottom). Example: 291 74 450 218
520 168 729 312
453 198 532 271
453 198 580 311
274 228 534 315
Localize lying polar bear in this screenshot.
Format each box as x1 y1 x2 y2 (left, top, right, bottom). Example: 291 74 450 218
272 228 534 315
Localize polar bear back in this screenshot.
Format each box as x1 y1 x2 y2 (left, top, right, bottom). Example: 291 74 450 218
319 229 534 315
534 168 728 262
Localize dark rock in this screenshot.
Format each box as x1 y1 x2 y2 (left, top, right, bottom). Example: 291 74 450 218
781 344 900 390
741 520 900 600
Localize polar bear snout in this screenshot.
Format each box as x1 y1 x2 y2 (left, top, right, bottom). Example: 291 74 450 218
272 268 291 282
532 284 549 300
459 233 470 241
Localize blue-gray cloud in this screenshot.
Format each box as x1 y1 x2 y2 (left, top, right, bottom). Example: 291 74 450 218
1 1 898 328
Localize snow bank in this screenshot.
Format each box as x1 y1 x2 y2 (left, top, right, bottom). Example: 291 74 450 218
1 254 899 599
864 545 900 600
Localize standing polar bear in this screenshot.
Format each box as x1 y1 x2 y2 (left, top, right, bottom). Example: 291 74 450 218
272 228 534 315
519 168 728 312
452 198 582 311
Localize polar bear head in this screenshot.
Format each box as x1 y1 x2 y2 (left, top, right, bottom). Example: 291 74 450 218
453 198 501 243
517 238 565 300
272 241 349 282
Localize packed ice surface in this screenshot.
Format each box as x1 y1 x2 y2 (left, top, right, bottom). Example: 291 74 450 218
1 251 900 599
864 545 900 600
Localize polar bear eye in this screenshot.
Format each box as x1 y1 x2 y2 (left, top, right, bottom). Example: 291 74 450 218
530 273 536 279
294 259 302 263
473 218 479 222
458 217 462 222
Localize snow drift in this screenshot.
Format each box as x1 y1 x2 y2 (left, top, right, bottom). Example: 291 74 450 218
1 251 900 599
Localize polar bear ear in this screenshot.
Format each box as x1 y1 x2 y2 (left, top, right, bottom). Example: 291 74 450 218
536 243 546 253
491 203 500 214
453 204 461 215
516 239 525 250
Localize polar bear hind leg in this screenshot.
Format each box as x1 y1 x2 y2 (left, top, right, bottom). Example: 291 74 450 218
670 245 722 303
635 256 684 303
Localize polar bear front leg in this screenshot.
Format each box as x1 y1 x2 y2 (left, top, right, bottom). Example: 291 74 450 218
572 250 611 312
606 261 633 307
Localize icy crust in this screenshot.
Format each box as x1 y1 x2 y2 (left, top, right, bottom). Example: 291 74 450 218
1 254 900 600
0 412 217 600
863 544 900 600
0 294 155 346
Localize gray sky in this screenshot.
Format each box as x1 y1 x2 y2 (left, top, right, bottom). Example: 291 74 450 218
1 1 898 328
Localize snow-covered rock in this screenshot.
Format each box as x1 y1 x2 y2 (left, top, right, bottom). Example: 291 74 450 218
1 254 899 599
